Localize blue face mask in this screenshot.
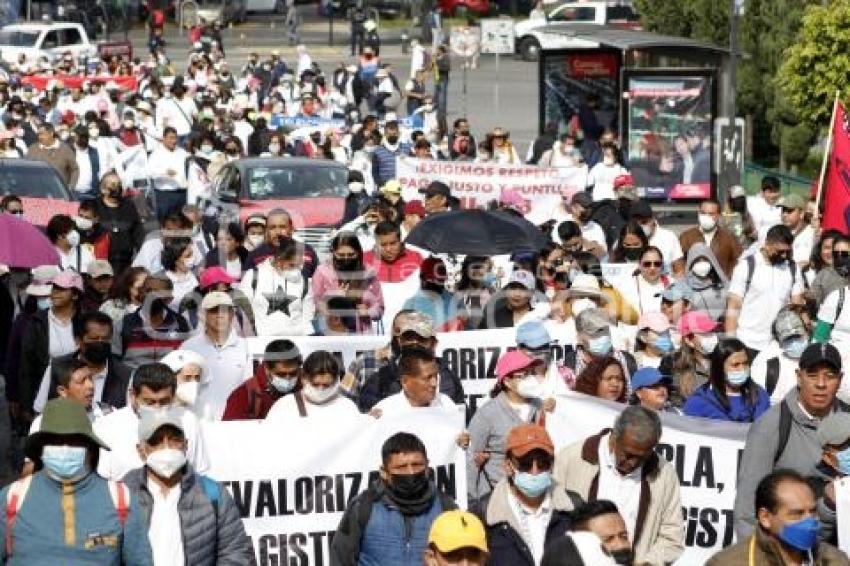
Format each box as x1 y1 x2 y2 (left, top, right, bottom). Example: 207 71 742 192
41 444 88 480
482 272 497 287
782 338 807 360
652 333 674 354
836 447 850 476
587 335 612 356
778 516 820 552
513 471 552 498
726 369 750 386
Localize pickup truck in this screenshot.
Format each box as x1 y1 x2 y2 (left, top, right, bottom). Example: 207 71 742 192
514 1 640 61
0 22 130 66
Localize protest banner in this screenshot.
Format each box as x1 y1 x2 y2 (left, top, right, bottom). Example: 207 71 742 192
395 156 587 220
837 477 850 555
203 408 466 566
547 392 749 565
21 74 139 92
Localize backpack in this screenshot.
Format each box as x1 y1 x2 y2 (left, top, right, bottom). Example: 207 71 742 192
5 476 129 556
744 255 797 297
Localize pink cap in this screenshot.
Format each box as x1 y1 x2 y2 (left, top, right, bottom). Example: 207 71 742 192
495 350 539 381
199 266 237 290
637 311 670 333
51 270 83 291
499 189 525 210
96 99 109 112
678 310 718 335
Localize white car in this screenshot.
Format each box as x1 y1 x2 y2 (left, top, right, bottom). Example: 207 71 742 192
0 22 97 66
514 1 639 61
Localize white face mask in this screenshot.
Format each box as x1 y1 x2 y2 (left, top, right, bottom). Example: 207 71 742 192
691 260 712 278
697 334 718 355
303 382 338 404
247 234 265 248
516 376 545 400
65 229 80 247
73 216 93 231
572 298 596 317
270 375 298 394
88 128 100 140
698 213 717 233
175 380 199 406
200 144 214 154
123 119 135 129
268 143 281 154
145 447 187 479
639 222 653 237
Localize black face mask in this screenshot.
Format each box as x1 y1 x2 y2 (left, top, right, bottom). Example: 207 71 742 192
623 247 643 261
333 257 359 272
386 134 399 145
836 256 850 277
730 196 746 213
610 549 634 566
83 341 111 365
769 251 790 266
388 470 430 501
390 337 402 357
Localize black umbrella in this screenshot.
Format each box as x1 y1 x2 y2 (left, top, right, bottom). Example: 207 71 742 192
406 209 549 256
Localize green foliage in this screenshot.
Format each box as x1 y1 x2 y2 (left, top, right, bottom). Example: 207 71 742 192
633 0 690 37
778 1 850 132
779 123 815 167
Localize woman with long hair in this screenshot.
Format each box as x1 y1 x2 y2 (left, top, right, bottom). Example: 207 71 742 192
311 232 384 333
661 310 718 406
618 246 669 316
810 229 847 306
456 255 497 330
610 221 649 263
204 221 251 279
160 238 198 309
683 338 769 422
574 356 626 403
100 266 149 353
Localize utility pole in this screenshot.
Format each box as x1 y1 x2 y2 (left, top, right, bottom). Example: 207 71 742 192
728 0 739 121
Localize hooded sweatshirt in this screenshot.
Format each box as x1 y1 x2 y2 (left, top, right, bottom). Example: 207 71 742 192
685 243 728 321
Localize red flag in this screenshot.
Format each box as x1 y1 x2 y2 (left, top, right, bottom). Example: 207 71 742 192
823 102 850 234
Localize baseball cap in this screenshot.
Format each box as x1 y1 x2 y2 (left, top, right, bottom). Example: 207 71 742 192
404 200 426 217
505 424 554 457
506 270 535 291
87 259 114 279
570 192 592 208
499 189 525 210
160 349 207 383
398 312 435 339
729 185 746 199
420 256 447 284
419 181 451 198
200 291 234 310
566 274 608 303
637 311 671 333
428 510 488 555
817 411 850 447
628 201 653 219
773 309 807 343
516 320 551 349
51 270 84 292
613 174 635 190
661 281 691 303
199 266 237 290
778 193 806 211
678 310 718 335
575 308 611 337
381 179 402 195
245 213 266 228
799 343 842 372
138 406 185 442
495 350 539 380
27 265 61 296
631 367 672 391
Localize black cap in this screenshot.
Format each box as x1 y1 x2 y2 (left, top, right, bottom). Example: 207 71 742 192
799 343 842 372
629 200 653 219
570 191 592 208
420 181 451 198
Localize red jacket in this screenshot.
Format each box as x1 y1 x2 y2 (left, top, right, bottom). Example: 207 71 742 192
222 364 284 420
363 248 423 283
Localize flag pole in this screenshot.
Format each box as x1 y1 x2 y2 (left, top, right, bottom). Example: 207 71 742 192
815 89 841 213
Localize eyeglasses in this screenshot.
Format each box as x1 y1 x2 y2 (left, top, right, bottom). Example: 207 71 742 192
511 452 553 472
641 261 663 268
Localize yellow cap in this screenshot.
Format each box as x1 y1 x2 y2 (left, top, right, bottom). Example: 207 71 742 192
381 179 402 195
428 510 488 554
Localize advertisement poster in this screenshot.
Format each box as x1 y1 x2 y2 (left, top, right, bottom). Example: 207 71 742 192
624 73 715 201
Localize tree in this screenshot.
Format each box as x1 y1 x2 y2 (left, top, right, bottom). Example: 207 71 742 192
633 0 691 38
778 2 850 134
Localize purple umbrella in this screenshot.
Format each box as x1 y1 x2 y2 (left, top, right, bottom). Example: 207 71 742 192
0 213 59 269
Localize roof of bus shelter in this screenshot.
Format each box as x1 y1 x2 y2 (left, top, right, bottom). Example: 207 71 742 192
541 24 729 55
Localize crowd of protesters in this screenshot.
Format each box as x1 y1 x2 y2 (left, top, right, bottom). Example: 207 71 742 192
0 16 849 566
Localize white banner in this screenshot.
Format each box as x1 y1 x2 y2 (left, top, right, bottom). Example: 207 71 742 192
836 477 850 554
396 156 587 221
547 392 749 565
204 409 466 566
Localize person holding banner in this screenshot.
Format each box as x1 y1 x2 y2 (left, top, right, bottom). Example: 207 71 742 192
330 432 458 565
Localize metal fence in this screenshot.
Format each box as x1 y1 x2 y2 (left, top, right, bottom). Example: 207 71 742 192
742 162 814 198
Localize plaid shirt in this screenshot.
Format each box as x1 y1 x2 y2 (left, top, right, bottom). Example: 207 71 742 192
342 347 391 401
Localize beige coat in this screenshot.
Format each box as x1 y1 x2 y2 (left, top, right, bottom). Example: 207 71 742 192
552 429 684 565
706 526 850 566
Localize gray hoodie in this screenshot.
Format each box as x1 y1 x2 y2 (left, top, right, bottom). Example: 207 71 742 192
733 387 850 538
685 243 728 321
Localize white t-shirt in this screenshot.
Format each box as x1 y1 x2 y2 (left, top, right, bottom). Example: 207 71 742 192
596 433 642 541
728 253 804 351
147 477 185 566
747 195 781 234
373 391 461 419
649 226 684 267
792 224 815 266
57 245 94 274
265 392 361 423
47 310 77 358
589 162 627 201
181 331 252 421
619 274 664 316
750 342 802 405
165 270 198 309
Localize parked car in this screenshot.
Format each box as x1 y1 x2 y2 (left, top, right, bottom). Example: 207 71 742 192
0 159 78 226
0 22 98 65
211 157 349 256
514 1 640 61
192 0 246 26
439 0 490 17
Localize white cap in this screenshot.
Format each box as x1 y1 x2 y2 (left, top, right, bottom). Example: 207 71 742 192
200 291 234 310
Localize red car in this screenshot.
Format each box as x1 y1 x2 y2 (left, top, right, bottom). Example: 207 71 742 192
440 0 491 17
1 159 78 226
211 157 349 255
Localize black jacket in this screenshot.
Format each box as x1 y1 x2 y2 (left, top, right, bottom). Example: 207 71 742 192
46 350 131 409
204 246 252 275
93 198 145 273
486 511 574 566
19 309 62 411
357 356 465 412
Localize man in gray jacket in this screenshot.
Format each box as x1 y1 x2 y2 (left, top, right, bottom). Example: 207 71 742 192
734 342 849 538
123 407 256 565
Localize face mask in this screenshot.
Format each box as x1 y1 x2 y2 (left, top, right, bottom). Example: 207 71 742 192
423 104 433 112
303 383 338 404
59 130 70 141
726 369 750 386
691 260 712 278
482 272 497 287
65 229 80 247
697 334 718 355
270 375 298 394
37 297 52 310
200 144 214 154
698 213 717 232
74 216 93 231
123 119 135 129
652 333 674 354
769 252 789 266
333 256 359 272
835 256 850 277
88 128 100 140
779 338 806 361
145 447 187 479
610 549 634 566
247 234 265 248
268 143 281 154
42 444 88 480
516 376 545 400
388 470 430 500
176 380 199 406
623 247 643 262
386 134 399 145
730 196 746 213
639 222 653 237
588 335 613 356
835 446 850 475
778 516 820 552
572 298 595 316
513 470 552 498
82 341 110 365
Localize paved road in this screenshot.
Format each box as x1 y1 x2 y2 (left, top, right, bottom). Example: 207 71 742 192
125 15 540 149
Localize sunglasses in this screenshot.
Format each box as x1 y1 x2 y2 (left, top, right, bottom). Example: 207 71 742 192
835 251 850 259
641 261 663 268
512 452 553 472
